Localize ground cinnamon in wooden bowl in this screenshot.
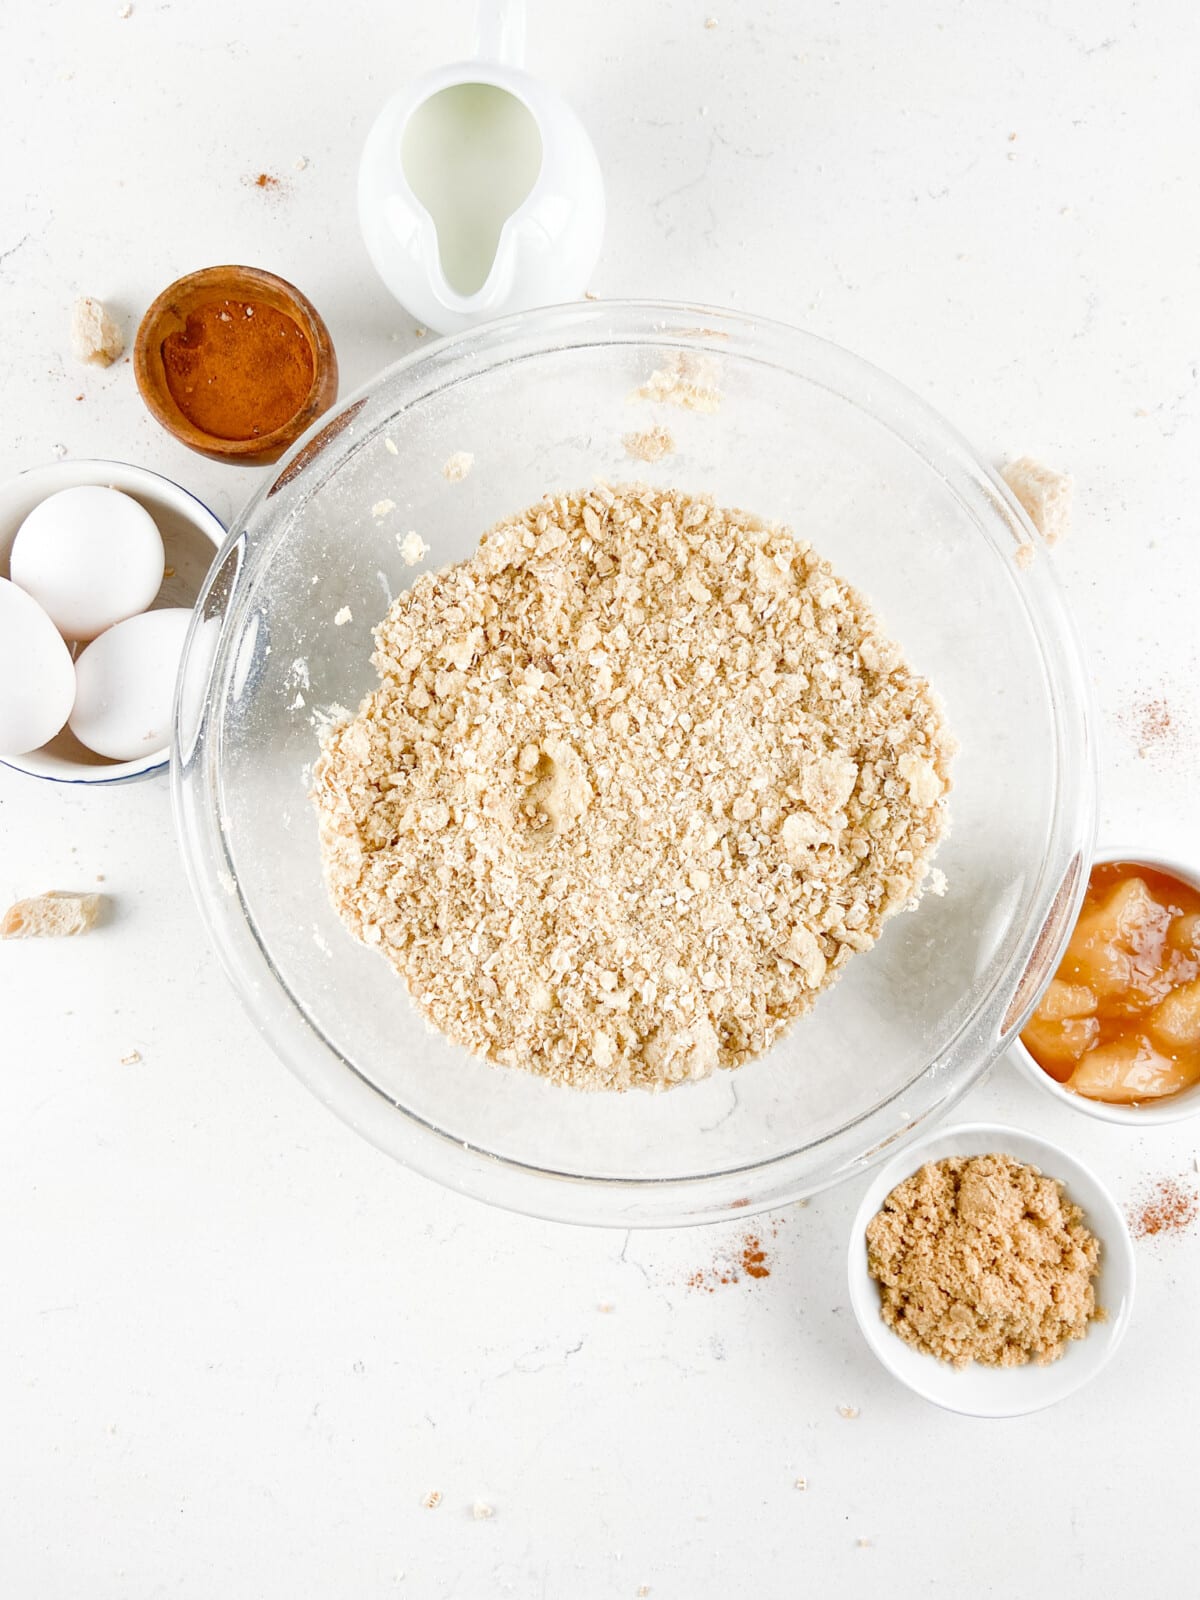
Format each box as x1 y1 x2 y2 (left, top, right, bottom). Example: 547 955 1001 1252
134 266 337 464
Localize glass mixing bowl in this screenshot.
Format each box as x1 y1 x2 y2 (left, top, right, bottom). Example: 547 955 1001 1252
173 301 1095 1226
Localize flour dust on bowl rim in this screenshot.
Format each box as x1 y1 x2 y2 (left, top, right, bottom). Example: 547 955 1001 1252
171 300 1095 1227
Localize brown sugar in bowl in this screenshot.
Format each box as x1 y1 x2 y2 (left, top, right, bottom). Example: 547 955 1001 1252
134 266 338 465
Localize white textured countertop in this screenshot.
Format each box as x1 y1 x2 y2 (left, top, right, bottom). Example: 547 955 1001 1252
2 1 1198 1594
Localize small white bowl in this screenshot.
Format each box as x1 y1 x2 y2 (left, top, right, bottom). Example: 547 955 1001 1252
847 1121 1134 1417
1010 847 1200 1125
0 459 224 785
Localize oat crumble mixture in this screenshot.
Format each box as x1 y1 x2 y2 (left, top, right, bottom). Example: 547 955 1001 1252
313 483 953 1090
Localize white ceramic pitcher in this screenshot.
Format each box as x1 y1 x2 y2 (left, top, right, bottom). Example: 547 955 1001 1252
358 0 605 334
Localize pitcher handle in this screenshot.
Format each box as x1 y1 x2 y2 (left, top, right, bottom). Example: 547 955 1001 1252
472 0 526 67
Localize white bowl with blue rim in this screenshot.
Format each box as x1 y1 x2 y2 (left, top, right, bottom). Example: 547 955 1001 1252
847 1120 1135 1417
0 459 224 784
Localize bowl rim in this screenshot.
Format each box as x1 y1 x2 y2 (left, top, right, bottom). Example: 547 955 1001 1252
0 457 225 785
1009 845 1200 1125
171 296 1098 1227
846 1119 1136 1417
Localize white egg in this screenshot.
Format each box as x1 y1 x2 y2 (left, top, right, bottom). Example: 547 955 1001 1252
0 578 77 756
10 485 165 642
69 607 193 762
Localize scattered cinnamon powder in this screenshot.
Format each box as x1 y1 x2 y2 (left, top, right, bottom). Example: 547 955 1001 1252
866 1153 1102 1367
741 1234 769 1277
686 1221 781 1290
1129 1176 1198 1239
1121 692 1185 763
252 172 281 190
1138 697 1172 742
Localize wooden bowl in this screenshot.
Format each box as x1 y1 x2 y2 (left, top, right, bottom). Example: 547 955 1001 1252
134 266 338 465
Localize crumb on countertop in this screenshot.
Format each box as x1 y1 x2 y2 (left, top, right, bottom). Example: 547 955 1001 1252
71 297 124 367
442 451 474 482
2 891 106 939
1002 456 1073 545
